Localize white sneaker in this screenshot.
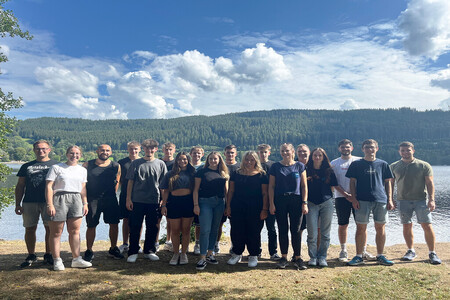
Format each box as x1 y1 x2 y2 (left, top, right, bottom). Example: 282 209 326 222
318 258 328 267
144 252 160 261
227 254 242 265
71 256 92 269
118 244 129 254
362 251 376 261
338 249 348 262
169 253 179 265
127 254 138 263
193 242 200 255
53 257 65 271
248 256 258 268
308 258 317 266
164 241 173 252
180 253 188 265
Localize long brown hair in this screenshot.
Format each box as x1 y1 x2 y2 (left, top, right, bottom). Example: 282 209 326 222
168 152 195 191
204 151 229 180
306 148 333 184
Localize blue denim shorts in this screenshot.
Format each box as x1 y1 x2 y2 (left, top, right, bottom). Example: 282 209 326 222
355 200 387 224
397 200 432 224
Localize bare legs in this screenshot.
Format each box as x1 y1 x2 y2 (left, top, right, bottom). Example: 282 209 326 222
49 217 82 259
403 222 436 251
169 217 193 254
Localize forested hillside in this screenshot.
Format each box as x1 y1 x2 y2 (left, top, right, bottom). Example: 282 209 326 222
5 108 450 164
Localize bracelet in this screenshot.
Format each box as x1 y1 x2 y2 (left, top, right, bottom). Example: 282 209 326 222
46 204 53 208
82 202 88 205
194 204 199 206
302 201 308 204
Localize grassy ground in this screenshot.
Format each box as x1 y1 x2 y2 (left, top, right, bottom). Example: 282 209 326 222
0 240 448 299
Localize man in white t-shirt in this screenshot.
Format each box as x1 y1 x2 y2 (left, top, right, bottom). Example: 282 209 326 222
331 139 375 262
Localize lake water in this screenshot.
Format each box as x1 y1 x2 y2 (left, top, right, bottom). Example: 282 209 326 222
1 164 449 246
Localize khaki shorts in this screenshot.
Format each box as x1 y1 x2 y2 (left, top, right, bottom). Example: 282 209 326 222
22 202 50 227
51 192 83 222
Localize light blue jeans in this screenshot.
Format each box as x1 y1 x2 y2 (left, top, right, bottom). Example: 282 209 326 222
198 196 225 255
306 199 334 260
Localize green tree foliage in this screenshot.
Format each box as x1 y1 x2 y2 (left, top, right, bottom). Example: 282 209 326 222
0 0 32 217
10 108 450 165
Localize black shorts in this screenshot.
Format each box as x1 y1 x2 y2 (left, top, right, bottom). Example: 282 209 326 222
167 194 194 219
86 198 120 228
119 195 130 219
335 197 355 225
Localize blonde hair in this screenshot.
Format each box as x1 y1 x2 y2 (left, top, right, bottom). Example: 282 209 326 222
66 145 82 155
237 151 266 175
204 151 229 180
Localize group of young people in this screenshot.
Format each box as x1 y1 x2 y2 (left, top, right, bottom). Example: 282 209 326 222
14 138 441 271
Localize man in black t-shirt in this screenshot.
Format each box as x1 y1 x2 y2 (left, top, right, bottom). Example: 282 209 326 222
15 140 58 267
83 144 122 261
117 141 141 254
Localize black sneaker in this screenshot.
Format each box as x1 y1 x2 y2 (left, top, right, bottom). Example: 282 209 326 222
43 253 54 265
277 257 289 269
20 254 37 268
294 258 307 270
84 249 94 262
206 254 218 264
109 246 124 259
196 259 207 270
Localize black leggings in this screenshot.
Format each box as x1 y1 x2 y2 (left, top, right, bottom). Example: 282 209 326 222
274 194 303 257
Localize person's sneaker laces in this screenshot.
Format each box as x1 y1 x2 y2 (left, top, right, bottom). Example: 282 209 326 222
71 256 92 268
294 258 307 270
53 257 65 271
347 256 364 266
362 251 376 261
179 253 189 265
127 254 138 263
227 253 242 265
109 246 125 259
196 258 207 270
118 244 129 254
193 242 200 255
169 253 179 265
43 253 54 265
429 252 442 265
401 250 417 261
376 255 394 266
318 258 328 267
248 256 258 268
270 253 281 261
20 254 37 268
338 250 348 262
144 252 160 261
83 249 94 262
206 254 218 264
277 257 288 269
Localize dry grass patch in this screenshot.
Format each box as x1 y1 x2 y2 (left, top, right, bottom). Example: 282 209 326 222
0 240 448 299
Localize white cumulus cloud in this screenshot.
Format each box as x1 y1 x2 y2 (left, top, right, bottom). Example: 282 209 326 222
398 0 450 59
340 99 359 110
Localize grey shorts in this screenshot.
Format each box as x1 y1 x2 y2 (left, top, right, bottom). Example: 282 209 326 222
398 200 432 224
22 202 50 227
51 192 83 222
355 200 388 224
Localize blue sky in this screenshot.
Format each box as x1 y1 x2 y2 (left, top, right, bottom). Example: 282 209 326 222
1 0 450 119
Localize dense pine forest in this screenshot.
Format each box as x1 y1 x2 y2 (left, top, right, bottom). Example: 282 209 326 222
4 108 450 165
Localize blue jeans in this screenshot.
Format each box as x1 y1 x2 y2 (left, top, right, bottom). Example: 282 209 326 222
198 196 225 255
306 199 333 260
